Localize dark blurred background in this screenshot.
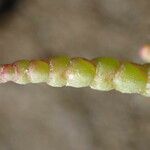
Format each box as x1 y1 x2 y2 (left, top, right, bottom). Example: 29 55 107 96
0 0 150 150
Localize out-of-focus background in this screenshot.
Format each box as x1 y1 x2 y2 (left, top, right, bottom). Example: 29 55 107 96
0 0 150 149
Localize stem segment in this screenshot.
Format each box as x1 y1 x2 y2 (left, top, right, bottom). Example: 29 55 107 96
0 56 149 97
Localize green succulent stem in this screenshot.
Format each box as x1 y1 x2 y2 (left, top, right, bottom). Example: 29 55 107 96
0 56 149 97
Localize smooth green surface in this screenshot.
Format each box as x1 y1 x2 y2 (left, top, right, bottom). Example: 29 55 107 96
143 64 150 96
13 60 30 84
91 57 120 91
66 58 95 87
47 56 70 87
114 62 147 93
29 60 49 83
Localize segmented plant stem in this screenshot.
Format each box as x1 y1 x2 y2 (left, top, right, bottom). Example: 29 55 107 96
0 56 149 96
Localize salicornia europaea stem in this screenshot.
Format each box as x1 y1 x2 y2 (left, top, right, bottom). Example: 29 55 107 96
0 56 149 97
